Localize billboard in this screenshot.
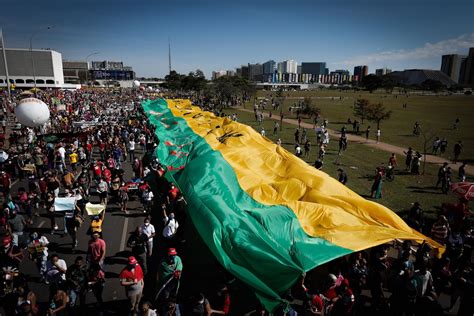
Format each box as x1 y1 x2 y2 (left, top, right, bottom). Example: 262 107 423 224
91 70 134 80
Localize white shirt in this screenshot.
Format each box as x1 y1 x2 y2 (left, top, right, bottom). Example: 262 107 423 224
45 259 67 282
141 223 156 239
162 217 179 238
129 140 135 151
143 191 154 201
58 147 66 158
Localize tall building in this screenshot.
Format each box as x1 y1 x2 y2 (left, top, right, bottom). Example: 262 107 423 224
375 68 392 76
354 65 368 81
277 60 297 74
441 54 466 83
248 63 263 81
262 60 276 75
226 70 236 77
301 62 326 76
240 65 249 79
286 60 297 74
212 70 227 80
297 65 302 74
459 48 474 85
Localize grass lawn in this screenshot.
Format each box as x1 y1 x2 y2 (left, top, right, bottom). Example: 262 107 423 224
222 108 471 223
247 89 474 161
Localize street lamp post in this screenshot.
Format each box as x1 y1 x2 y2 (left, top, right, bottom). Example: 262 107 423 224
85 52 99 86
30 26 54 90
0 28 11 100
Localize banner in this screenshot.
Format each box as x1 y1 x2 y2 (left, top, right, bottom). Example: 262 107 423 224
143 98 443 312
54 197 77 212
85 202 105 215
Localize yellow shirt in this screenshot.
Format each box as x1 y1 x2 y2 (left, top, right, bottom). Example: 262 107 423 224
90 219 103 233
69 153 78 164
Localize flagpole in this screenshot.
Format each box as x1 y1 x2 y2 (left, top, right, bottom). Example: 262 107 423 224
0 28 11 100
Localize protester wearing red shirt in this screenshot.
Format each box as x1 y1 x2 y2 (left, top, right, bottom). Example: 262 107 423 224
210 284 231 315
0 170 11 198
120 256 144 315
87 232 106 266
331 279 355 316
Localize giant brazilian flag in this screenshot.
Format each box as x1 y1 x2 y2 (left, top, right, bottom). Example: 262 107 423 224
143 99 443 311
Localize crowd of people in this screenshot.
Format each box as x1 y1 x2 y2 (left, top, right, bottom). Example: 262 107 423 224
0 87 472 316
0 89 233 315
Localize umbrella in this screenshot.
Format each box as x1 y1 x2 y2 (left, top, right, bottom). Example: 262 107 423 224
451 182 474 201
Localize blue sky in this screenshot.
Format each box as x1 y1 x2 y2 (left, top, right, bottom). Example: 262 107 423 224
1 0 473 78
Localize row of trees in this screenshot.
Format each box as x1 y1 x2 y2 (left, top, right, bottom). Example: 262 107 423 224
353 98 392 129
161 70 257 111
162 70 207 91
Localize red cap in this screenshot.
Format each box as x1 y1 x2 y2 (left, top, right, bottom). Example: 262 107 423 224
128 256 137 265
168 248 177 256
2 235 12 246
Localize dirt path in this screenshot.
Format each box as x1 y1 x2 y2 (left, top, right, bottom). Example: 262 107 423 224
238 108 474 176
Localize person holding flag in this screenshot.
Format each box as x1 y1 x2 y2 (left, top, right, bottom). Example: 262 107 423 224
156 248 183 303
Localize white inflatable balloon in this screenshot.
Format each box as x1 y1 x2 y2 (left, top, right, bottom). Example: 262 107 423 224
15 98 50 127
132 80 141 88
147 86 153 91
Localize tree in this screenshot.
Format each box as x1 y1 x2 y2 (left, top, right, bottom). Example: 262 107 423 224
163 70 185 90
353 98 370 123
300 97 321 118
361 74 383 92
381 76 396 93
421 79 445 92
366 102 392 130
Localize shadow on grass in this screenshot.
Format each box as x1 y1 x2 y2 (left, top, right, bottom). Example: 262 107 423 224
407 186 444 194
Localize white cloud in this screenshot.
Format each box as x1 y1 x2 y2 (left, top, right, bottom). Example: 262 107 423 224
337 33 474 67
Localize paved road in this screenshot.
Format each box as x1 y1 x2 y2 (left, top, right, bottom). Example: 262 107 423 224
11 148 154 314
238 108 474 176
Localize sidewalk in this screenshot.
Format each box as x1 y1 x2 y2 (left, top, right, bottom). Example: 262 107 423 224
238 108 474 176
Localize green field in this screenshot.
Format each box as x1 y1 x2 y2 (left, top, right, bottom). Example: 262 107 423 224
222 107 471 224
248 89 474 161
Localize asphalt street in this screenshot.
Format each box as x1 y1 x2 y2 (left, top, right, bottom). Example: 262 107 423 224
14 147 153 314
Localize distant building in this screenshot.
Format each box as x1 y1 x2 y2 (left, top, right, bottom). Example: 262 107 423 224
459 48 474 86
226 70 236 77
277 60 297 74
262 60 276 75
354 65 368 81
241 65 249 79
386 69 456 87
63 60 88 84
212 70 227 80
333 69 350 76
248 63 263 81
375 68 392 76
441 54 466 83
89 60 134 81
297 65 302 74
301 62 326 76
0 48 64 88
